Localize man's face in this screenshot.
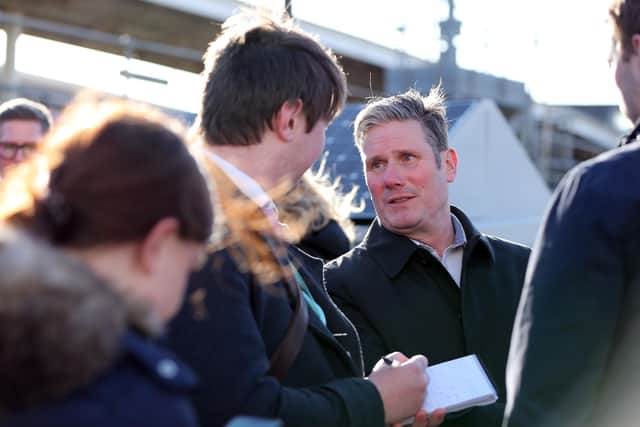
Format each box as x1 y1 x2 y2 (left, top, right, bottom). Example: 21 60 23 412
610 35 640 123
0 119 44 174
362 119 457 239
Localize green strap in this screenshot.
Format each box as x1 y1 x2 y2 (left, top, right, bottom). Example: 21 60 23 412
291 265 326 327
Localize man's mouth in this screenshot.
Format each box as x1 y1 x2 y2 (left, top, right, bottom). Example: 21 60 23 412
387 195 415 204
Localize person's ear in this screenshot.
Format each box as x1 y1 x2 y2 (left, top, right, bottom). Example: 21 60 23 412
632 34 640 54
273 99 304 142
137 217 179 274
444 148 458 183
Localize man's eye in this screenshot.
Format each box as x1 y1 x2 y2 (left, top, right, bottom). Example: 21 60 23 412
402 154 415 161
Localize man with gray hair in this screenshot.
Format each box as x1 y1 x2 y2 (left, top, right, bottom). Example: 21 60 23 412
325 87 530 427
0 97 52 175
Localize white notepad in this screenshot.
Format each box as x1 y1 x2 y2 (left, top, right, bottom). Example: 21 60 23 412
421 354 497 414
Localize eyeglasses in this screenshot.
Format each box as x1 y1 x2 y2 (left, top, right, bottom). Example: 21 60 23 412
0 142 38 161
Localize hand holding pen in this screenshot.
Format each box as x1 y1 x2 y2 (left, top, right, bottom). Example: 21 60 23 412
383 355 402 367
373 352 446 427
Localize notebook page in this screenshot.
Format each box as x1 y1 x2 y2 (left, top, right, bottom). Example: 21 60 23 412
422 354 498 413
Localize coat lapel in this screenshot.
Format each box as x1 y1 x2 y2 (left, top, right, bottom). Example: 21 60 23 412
290 247 362 375
363 219 420 278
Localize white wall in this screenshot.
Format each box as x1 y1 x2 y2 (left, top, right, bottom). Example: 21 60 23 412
449 100 551 245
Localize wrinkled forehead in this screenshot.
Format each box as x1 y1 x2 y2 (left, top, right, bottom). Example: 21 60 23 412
0 119 45 144
361 119 431 147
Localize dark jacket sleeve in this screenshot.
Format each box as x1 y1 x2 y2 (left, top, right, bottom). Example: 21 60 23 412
325 256 389 372
503 166 626 427
167 253 385 427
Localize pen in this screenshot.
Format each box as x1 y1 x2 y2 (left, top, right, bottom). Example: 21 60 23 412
383 356 400 367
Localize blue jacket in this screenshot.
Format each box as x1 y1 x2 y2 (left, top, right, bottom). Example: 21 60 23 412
168 246 385 427
504 142 640 427
5 331 198 427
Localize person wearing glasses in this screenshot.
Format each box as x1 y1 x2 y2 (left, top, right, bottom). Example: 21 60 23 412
0 98 52 175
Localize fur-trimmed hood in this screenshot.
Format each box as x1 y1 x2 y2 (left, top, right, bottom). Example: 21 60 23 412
0 227 154 411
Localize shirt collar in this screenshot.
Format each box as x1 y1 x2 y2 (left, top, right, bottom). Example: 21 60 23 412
619 119 640 147
122 331 196 389
363 207 493 279
205 150 274 211
451 213 467 247
410 213 467 252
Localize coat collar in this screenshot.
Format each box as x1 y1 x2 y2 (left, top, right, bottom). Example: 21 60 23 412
619 119 640 147
122 331 197 390
362 206 495 278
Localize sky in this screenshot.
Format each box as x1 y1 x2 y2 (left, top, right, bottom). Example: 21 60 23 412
6 0 621 111
266 0 620 106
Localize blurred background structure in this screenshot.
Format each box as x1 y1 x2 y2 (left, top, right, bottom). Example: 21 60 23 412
0 0 625 244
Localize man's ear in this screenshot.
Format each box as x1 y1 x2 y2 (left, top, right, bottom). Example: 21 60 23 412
137 217 179 274
444 148 458 183
273 99 304 142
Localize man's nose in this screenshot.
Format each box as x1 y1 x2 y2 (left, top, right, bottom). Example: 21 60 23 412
14 149 27 162
383 164 404 186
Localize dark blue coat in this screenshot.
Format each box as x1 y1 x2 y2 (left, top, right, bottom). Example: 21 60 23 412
504 142 640 427
5 331 198 427
297 219 352 261
167 246 385 427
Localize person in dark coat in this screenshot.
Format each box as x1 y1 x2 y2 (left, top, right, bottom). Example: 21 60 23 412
325 87 530 427
503 2 640 426
167 10 443 427
0 99 213 426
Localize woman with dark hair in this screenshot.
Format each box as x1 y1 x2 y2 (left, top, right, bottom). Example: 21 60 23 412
0 99 213 427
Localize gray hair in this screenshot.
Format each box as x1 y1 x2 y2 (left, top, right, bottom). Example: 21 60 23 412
353 86 448 167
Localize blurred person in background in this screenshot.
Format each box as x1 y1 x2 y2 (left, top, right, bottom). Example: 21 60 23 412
325 87 530 427
0 98 52 175
0 98 213 427
503 1 640 426
275 160 363 261
168 10 444 427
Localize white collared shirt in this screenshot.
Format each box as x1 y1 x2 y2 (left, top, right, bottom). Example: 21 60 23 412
205 151 275 212
411 214 467 287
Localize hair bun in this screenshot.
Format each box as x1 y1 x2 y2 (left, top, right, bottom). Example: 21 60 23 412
34 192 77 244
